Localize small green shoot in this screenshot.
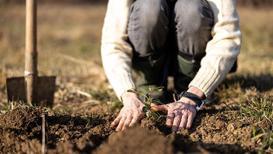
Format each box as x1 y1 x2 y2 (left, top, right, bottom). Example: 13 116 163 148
240 96 273 123
240 95 273 153
138 86 167 122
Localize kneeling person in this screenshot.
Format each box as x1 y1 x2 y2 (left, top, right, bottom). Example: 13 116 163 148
101 0 241 132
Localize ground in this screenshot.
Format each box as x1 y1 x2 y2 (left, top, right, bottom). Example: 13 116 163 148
0 3 273 154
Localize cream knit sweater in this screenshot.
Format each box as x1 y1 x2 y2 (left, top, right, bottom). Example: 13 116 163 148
101 0 242 99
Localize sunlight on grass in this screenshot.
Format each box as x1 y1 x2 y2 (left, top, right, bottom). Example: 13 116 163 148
240 96 273 153
241 96 273 122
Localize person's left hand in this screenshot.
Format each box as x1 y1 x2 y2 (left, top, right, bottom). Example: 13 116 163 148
151 97 197 132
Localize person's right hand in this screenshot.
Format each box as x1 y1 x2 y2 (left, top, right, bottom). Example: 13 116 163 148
111 92 145 131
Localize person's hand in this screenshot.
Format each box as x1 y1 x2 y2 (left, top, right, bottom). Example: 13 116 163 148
151 97 197 132
111 92 145 131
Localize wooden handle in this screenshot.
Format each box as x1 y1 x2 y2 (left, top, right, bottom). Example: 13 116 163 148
25 0 38 105
25 0 37 75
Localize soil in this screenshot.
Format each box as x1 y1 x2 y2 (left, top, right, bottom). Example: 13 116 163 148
0 104 258 154
0 107 114 154
95 126 173 154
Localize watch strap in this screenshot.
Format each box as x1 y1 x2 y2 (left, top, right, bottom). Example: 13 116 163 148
179 91 205 111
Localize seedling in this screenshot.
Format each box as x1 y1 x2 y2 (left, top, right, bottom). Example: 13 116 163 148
138 86 167 122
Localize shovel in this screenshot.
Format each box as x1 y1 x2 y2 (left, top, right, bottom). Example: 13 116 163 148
6 0 56 107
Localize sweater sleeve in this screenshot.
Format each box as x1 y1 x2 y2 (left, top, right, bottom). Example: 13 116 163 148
101 0 135 100
189 0 242 97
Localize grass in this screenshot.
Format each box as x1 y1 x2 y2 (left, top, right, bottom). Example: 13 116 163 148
240 96 273 122
235 8 273 152
239 96 273 152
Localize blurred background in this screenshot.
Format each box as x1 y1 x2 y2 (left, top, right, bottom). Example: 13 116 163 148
0 0 272 94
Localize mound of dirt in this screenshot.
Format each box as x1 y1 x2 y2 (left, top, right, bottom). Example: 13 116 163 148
0 107 114 153
0 107 42 130
96 126 173 154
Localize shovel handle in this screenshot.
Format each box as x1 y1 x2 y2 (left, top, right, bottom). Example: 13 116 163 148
25 0 37 75
25 0 38 105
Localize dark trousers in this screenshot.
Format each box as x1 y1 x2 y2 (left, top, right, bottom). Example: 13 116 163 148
128 0 233 96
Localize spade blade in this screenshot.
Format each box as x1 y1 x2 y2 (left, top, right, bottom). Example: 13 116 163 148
6 76 56 107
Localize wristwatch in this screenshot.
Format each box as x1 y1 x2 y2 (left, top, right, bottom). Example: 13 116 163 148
179 91 206 111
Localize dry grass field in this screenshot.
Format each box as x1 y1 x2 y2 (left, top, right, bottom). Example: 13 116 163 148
0 3 272 153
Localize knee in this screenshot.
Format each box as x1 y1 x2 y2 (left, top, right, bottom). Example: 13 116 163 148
132 0 168 28
128 0 169 57
175 0 213 33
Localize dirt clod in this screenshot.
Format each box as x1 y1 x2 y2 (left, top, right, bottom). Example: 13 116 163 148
96 126 173 154
0 107 42 130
